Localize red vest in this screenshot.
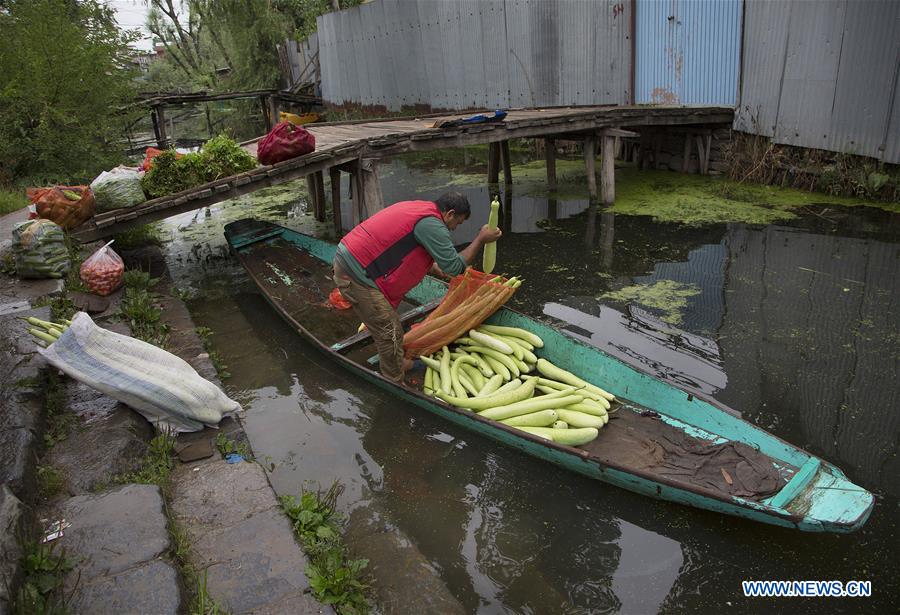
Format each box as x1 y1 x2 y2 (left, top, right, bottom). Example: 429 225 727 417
340 200 443 308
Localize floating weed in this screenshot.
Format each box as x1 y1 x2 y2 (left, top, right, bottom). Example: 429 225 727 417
599 280 701 326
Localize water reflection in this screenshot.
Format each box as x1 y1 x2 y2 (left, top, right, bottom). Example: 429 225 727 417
157 153 899 614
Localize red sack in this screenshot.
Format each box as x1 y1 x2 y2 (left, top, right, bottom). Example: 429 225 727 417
141 147 180 171
257 121 315 166
80 240 125 296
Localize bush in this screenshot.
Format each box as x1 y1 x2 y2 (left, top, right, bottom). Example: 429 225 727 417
0 0 139 185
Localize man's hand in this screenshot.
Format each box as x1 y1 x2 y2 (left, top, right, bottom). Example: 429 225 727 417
477 224 502 244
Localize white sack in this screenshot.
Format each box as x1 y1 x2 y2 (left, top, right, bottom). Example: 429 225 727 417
39 312 240 433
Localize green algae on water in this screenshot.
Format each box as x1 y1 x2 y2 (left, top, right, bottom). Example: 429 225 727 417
599 280 701 326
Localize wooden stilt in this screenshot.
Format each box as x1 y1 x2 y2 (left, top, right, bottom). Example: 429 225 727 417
488 142 501 184
544 138 557 193
305 174 318 215
682 132 693 173
350 161 365 226
268 95 280 128
500 140 512 186
600 135 615 205
329 167 342 237
260 96 273 132
153 106 167 148
314 171 327 221
359 158 384 218
584 137 597 200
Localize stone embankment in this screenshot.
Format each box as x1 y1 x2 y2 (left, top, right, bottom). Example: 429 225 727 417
0 208 330 614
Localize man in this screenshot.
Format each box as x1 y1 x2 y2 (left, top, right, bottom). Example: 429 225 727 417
333 191 502 383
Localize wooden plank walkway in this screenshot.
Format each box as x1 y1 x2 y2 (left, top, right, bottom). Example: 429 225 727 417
72 105 733 242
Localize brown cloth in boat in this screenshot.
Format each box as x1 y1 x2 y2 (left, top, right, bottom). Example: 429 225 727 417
598 411 786 501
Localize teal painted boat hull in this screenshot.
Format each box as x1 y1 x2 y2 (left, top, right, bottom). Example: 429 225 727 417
224 219 874 533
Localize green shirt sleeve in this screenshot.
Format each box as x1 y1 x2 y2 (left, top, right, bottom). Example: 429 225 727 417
413 217 467 276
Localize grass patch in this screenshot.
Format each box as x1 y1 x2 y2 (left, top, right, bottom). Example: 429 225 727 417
196 327 230 379
280 482 370 614
214 432 252 460
12 539 75 615
43 372 74 448
167 514 228 615
113 432 176 491
120 270 170 347
0 187 29 214
35 465 65 501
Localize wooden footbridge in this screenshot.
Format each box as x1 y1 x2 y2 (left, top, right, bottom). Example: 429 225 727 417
72 105 733 242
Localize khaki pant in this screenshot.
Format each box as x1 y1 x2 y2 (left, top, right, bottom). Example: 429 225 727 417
333 262 404 383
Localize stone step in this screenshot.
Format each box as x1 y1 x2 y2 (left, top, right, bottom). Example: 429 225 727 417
58 483 181 615
171 458 332 614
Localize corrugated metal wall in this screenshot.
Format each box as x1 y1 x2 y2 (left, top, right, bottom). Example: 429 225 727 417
316 0 632 110
635 0 742 105
735 0 900 163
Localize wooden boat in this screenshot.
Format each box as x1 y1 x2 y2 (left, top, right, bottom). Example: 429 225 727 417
224 218 874 533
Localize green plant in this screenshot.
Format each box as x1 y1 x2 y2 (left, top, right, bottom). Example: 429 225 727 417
32 295 77 323
214 433 252 460
114 432 176 489
120 271 170 347
190 569 226 615
43 372 75 448
36 465 65 501
199 134 257 181
12 540 75 614
140 150 207 199
280 482 370 614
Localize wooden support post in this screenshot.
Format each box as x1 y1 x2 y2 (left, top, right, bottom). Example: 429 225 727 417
544 138 557 193
584 137 597 200
329 167 342 237
600 134 615 205
305 174 318 215
268 95 280 128
696 134 712 175
204 103 213 138
154 106 168 148
349 160 365 226
682 132 693 173
314 170 327 221
359 158 384 218
487 142 501 185
500 140 512 186
260 96 273 132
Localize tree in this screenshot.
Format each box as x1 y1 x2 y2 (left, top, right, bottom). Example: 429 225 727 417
0 0 140 185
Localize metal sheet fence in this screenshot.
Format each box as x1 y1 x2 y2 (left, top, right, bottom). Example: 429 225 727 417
735 0 900 163
316 0 632 110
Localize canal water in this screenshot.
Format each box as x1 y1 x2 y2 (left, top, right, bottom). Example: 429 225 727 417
155 152 898 614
